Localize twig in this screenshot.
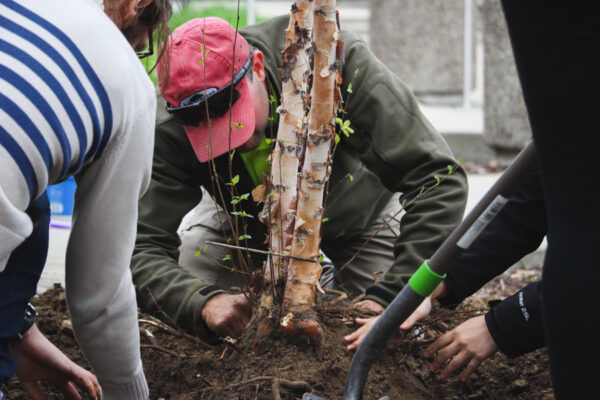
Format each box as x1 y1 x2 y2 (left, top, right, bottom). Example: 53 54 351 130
383 219 399 238
321 165 463 288
272 378 311 400
140 343 182 357
323 288 348 305
223 336 242 353
223 376 273 390
349 294 365 307
140 327 158 346
138 317 209 348
205 240 317 263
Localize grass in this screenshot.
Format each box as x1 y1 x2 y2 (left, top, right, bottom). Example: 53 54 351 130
140 4 262 85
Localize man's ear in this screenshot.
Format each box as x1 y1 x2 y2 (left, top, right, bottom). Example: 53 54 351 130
251 50 266 83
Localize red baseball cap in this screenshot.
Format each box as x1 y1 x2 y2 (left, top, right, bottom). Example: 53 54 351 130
158 17 254 162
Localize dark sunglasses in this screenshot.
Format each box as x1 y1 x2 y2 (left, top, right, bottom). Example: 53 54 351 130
136 28 154 59
165 53 252 126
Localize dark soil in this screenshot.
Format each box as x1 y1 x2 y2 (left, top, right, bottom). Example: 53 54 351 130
3 265 552 400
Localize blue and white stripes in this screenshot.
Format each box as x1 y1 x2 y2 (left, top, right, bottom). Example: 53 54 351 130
0 0 112 201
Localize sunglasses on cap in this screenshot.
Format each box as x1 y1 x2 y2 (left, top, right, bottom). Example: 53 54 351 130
166 53 252 126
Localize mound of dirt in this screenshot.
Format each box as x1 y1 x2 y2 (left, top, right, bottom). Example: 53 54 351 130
2 266 553 400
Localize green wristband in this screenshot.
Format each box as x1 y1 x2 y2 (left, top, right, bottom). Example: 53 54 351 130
408 260 446 297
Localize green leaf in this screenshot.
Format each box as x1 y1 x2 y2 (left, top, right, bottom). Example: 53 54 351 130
336 117 344 126
203 244 208 252
434 175 441 185
265 138 272 144
194 250 202 256
231 175 240 185
222 254 231 261
347 173 354 182
239 193 250 200
420 186 425 194
447 165 453 174
335 134 340 145
231 198 239 205
319 255 324 263
231 122 244 130
354 67 359 77
231 211 254 218
239 234 252 240
322 217 329 223
347 83 353 93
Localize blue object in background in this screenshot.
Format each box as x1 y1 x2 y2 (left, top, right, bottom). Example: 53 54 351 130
47 176 76 216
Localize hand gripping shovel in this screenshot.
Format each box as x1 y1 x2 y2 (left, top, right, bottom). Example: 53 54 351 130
340 141 538 400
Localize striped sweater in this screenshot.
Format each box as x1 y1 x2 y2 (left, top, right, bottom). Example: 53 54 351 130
0 0 155 398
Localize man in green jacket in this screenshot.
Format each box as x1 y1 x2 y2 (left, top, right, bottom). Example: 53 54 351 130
131 16 468 342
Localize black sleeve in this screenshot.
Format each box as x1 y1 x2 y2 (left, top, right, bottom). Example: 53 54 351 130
438 172 546 308
484 281 545 357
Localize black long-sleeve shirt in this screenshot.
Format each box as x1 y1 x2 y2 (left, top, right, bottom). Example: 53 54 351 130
438 172 547 357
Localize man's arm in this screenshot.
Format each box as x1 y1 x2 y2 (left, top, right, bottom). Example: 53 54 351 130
339 32 469 306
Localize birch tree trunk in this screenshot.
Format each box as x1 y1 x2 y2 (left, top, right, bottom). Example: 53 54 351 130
253 0 315 354
264 0 314 282
281 0 340 351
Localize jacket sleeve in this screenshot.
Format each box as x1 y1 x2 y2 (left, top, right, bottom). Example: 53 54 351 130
66 92 154 400
130 113 225 342
484 281 545 357
337 34 469 305
438 172 546 308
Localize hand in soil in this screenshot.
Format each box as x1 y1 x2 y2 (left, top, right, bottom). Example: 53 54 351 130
345 295 436 350
353 299 384 313
344 315 378 350
400 281 447 330
424 314 499 381
9 324 100 400
201 293 253 338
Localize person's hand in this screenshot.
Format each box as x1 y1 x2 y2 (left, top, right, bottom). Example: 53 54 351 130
353 299 385 313
345 282 449 350
400 281 449 331
343 315 379 350
424 315 499 381
9 324 100 400
344 295 433 350
201 293 253 338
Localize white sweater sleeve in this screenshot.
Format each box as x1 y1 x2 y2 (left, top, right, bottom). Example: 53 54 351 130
65 91 155 399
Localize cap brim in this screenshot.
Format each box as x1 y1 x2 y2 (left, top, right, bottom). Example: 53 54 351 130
183 78 255 162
